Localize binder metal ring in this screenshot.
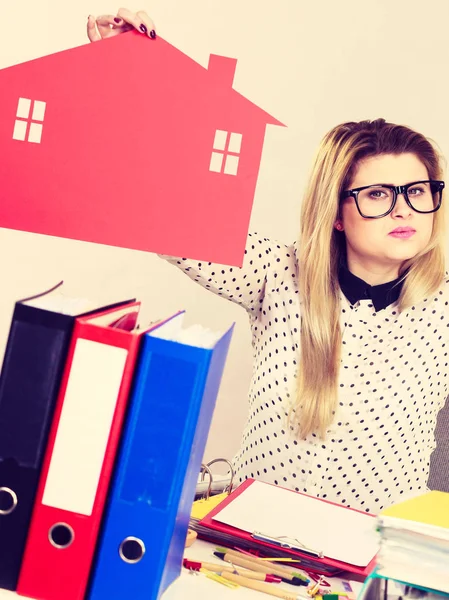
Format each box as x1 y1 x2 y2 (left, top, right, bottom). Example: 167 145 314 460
48 522 75 549
119 536 146 564
205 457 235 494
199 463 213 500
0 487 18 515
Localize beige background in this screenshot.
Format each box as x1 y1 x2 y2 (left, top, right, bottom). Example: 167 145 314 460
1 0 448 467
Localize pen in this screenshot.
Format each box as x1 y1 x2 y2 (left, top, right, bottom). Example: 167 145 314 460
215 547 310 583
182 558 282 583
220 571 310 600
214 552 306 586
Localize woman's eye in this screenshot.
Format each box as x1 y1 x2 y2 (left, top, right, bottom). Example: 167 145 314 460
409 186 424 195
369 190 386 199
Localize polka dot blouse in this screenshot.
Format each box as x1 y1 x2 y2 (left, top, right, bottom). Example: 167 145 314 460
161 233 449 514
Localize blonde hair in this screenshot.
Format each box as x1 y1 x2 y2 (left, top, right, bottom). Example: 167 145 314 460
293 118 447 439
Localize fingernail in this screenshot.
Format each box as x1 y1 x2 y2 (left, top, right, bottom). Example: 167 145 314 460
140 24 148 33
114 17 122 23
150 29 156 39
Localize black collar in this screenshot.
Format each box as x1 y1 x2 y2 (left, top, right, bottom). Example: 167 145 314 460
338 263 404 311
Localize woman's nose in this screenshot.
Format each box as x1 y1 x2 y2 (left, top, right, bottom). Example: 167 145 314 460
391 192 413 218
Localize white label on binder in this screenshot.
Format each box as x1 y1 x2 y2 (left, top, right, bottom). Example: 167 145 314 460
42 338 127 515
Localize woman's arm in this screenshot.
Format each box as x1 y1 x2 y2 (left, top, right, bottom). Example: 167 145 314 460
160 232 288 314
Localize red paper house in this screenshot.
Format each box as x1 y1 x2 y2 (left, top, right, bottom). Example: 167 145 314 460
0 31 284 266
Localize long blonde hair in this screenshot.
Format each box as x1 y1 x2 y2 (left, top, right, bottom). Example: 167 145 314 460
293 119 447 439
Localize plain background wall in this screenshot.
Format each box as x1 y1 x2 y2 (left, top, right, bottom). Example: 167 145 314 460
1 0 449 470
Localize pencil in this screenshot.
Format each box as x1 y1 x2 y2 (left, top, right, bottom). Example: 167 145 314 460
183 558 281 583
221 571 308 600
214 552 306 586
216 547 309 581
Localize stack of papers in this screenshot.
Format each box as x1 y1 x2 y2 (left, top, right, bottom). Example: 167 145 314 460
191 479 380 577
212 480 379 567
376 491 449 594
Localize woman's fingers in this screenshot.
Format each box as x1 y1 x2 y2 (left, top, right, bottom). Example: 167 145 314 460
86 9 156 43
136 10 156 38
95 14 128 38
116 7 156 38
87 15 101 42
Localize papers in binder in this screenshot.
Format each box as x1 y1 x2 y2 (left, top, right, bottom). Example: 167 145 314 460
149 313 224 348
211 480 379 567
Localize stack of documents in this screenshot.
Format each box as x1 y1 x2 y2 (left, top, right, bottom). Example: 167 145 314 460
193 478 380 577
375 491 449 594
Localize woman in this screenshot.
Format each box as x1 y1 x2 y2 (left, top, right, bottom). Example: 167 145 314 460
87 11 448 514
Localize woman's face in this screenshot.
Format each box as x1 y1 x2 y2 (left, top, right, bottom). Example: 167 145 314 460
337 153 435 278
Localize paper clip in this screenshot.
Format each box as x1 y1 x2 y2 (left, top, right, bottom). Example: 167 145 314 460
251 531 324 558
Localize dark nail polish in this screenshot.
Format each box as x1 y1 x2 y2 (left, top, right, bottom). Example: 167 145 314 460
150 29 156 39
140 24 148 33
114 17 122 23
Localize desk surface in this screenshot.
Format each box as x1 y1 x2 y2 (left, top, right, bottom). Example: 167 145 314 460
0 539 364 600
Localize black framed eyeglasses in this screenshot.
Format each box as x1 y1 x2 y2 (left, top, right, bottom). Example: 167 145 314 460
341 179 445 219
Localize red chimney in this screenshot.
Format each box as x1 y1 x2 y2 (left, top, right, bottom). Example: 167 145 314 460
207 54 237 88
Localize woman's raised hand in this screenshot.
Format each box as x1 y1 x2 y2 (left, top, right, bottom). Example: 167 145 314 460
87 8 156 42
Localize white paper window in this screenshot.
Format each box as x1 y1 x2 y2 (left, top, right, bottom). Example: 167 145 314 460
12 97 47 144
228 133 242 153
213 129 228 151
209 130 242 176
209 152 224 173
224 155 239 176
